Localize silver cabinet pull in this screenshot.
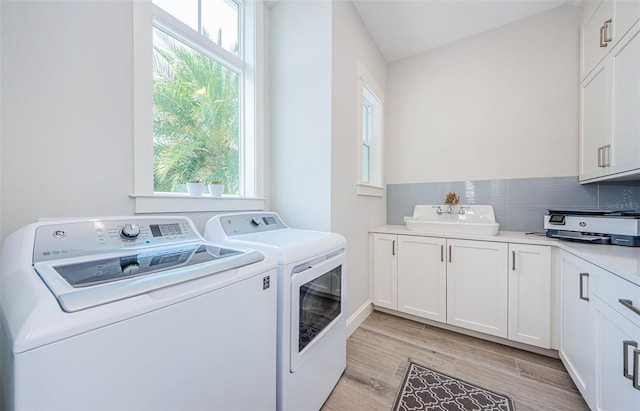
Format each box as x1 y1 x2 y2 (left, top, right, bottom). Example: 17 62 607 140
634 349 640 390
448 245 452 263
598 146 602 167
392 240 396 256
600 25 608 47
440 244 444 262
619 299 640 316
624 340 638 380
512 251 516 271
604 18 613 43
603 144 611 167
598 146 604 167
579 273 589 301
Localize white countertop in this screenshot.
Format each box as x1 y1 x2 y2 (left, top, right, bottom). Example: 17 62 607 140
371 225 640 287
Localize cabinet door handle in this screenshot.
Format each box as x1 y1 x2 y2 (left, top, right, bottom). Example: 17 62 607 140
512 251 516 271
392 240 396 256
600 25 608 47
603 144 611 167
624 340 638 380
440 244 444 262
634 349 640 390
619 299 640 316
448 245 452 263
598 146 604 167
579 273 589 301
603 18 613 43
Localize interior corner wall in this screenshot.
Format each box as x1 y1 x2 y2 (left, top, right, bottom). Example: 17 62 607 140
331 1 387 323
268 1 332 231
385 5 582 184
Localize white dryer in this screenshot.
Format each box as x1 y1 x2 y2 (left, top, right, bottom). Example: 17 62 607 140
0 216 277 410
204 212 346 411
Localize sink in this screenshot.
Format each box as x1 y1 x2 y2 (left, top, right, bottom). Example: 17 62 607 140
404 205 500 235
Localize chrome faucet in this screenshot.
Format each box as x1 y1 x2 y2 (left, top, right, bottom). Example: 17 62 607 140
435 205 467 215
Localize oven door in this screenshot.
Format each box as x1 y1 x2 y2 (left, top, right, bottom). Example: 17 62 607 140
290 249 345 373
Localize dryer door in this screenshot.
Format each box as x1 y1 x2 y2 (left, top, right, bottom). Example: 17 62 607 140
290 250 345 372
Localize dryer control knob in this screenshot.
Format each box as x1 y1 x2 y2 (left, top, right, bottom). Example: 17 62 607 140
120 224 141 240
251 217 262 226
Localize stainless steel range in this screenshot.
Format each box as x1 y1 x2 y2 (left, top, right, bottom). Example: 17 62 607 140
544 209 640 246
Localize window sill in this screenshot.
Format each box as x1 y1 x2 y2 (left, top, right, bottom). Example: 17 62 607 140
131 193 266 213
356 184 385 197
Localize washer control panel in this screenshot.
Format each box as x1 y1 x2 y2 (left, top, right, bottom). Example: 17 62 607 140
33 217 199 263
217 213 288 237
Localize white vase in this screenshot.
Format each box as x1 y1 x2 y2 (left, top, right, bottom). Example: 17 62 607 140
209 184 224 197
186 182 204 196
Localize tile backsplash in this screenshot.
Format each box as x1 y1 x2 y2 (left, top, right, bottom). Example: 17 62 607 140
386 176 640 232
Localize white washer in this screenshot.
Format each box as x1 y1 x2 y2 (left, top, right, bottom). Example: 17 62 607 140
204 212 346 411
0 216 277 411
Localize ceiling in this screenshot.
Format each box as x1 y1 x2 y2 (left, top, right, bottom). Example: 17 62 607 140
352 0 571 62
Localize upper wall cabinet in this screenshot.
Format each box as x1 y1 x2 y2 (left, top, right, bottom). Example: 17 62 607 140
579 1 640 183
580 0 640 81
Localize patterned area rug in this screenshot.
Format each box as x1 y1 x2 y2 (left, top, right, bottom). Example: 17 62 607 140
392 361 515 411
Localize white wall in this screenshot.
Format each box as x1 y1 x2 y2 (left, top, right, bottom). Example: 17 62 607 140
331 1 386 328
269 0 332 232
386 5 582 184
1 1 135 239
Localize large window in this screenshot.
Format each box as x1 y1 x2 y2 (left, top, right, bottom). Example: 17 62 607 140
133 0 263 212
153 0 241 195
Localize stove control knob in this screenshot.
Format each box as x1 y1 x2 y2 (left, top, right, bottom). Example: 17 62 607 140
120 224 141 240
251 217 262 226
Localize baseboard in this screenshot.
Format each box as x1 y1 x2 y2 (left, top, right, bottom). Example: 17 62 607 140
346 300 373 337
374 306 560 358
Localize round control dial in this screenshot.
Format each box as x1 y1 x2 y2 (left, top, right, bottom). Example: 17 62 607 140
251 217 262 226
120 223 141 240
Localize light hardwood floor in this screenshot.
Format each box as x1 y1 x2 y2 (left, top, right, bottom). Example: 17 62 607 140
322 310 589 411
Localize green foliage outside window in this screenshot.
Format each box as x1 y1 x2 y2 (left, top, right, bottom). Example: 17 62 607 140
152 29 239 194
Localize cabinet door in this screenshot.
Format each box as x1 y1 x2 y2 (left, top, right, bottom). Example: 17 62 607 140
447 239 508 338
397 236 446 323
372 234 397 310
580 61 610 181
613 0 640 48
581 0 613 80
608 23 640 177
593 296 640 411
508 244 551 349
559 251 596 409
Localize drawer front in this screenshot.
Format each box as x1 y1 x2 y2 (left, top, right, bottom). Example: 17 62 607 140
591 265 640 328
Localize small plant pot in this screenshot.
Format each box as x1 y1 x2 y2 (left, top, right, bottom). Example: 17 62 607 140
186 182 204 196
209 184 224 197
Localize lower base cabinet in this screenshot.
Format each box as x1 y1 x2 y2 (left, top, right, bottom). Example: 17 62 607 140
559 249 640 411
371 233 551 349
446 239 508 338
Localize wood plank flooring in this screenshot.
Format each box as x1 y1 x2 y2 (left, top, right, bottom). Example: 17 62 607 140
321 310 589 411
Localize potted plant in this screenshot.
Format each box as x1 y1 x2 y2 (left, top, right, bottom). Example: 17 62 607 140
186 180 204 196
209 180 224 197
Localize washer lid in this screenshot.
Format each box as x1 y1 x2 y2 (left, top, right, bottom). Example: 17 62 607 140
34 242 264 312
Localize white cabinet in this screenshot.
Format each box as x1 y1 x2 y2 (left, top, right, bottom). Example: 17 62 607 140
580 0 640 81
397 236 447 323
446 239 508 338
580 13 640 182
372 234 551 348
508 244 552 349
559 250 596 408
593 297 640 410
372 233 397 310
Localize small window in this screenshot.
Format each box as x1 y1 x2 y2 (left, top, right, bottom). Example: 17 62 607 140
358 70 384 196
